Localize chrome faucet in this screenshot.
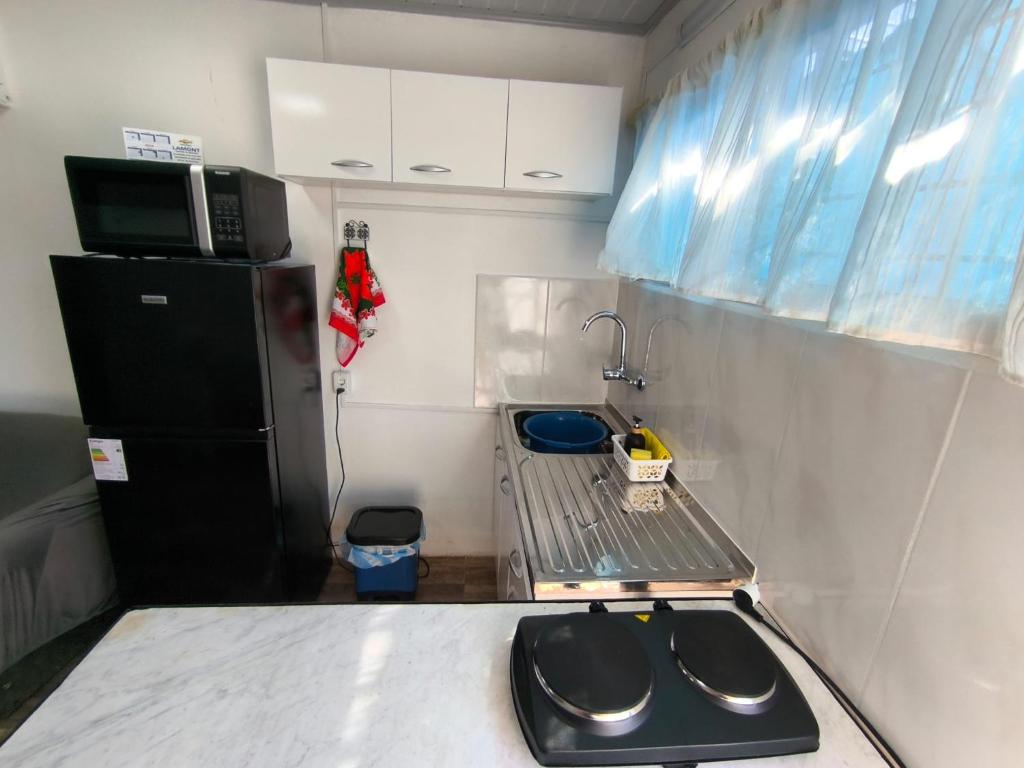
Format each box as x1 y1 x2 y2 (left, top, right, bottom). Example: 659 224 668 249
581 310 646 391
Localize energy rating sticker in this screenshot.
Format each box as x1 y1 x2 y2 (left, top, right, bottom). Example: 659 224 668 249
87 438 128 482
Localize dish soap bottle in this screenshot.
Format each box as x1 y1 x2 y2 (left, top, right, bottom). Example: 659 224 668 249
624 416 646 453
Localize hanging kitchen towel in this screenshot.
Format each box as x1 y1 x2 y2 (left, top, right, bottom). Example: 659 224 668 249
329 246 385 367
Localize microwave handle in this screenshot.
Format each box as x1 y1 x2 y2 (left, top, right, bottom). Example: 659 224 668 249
189 165 214 257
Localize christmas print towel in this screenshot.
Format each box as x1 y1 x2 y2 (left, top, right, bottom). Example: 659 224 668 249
329 246 385 367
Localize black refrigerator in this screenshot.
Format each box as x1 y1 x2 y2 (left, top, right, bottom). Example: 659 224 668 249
51 254 330 605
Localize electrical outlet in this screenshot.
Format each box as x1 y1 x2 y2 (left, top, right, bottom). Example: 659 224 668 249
332 371 351 399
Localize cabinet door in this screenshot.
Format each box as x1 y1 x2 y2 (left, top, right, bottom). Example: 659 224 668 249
391 70 508 189
496 465 531 601
267 59 391 182
495 455 512 598
493 444 506 577
505 80 622 195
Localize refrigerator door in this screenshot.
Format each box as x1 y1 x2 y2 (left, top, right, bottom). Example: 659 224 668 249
258 264 331 597
92 432 286 605
51 255 272 430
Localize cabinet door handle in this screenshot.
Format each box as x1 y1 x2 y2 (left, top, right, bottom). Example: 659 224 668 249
508 548 524 579
500 476 512 496
523 170 562 179
331 159 374 168
410 164 451 173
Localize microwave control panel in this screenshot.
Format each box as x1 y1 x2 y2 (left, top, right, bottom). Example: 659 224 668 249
211 192 244 245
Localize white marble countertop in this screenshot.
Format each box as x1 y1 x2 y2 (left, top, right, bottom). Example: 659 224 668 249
0 600 886 768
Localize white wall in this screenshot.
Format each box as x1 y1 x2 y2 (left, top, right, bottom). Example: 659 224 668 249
643 0 771 98
631 3 1024 764
307 6 643 555
613 279 1024 768
0 0 643 555
0 0 324 414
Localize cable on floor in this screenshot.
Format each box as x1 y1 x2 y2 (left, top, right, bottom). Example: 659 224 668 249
327 387 352 571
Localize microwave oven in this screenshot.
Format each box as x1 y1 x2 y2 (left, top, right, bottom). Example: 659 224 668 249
64 156 291 262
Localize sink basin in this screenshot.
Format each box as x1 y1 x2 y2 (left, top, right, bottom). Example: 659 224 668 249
513 410 614 454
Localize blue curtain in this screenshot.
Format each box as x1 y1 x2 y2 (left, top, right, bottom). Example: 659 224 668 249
601 0 1024 382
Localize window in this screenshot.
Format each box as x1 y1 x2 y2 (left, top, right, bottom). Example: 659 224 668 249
601 0 1024 382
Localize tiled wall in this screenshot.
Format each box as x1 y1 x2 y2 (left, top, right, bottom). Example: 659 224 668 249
612 279 1024 768
474 275 619 407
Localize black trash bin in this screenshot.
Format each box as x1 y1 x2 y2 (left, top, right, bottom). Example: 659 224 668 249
345 506 423 600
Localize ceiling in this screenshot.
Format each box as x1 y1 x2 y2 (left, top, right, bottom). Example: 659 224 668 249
329 0 688 35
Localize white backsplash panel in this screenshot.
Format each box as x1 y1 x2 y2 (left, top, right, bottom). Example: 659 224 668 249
859 370 1024 767
474 275 617 407
609 277 1024 768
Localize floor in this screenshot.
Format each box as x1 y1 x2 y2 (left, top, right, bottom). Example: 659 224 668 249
0 556 496 747
317 555 497 603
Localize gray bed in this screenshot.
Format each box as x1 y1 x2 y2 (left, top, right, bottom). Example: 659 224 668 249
0 413 117 672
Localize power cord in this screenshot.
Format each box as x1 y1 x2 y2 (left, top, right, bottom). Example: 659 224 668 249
327 386 351 570
732 588 905 768
326 382 428 582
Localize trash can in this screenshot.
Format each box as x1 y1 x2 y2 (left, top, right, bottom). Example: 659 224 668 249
344 506 424 600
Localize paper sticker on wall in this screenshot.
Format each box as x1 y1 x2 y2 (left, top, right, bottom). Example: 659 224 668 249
122 126 203 164
88 438 129 482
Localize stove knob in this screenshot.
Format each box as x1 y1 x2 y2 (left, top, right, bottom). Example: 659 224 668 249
588 601 608 614
653 599 673 612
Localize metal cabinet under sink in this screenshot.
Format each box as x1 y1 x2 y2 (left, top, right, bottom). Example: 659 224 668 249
494 443 531 601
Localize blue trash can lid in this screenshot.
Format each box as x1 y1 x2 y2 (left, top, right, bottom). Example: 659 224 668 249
346 506 423 546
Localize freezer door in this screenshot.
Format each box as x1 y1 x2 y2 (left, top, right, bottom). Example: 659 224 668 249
51 255 272 430
93 433 286 605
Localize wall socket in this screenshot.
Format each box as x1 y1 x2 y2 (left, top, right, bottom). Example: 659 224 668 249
332 371 351 399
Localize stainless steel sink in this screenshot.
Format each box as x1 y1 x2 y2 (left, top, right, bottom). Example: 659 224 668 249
511 408 615 454
497 402 756 600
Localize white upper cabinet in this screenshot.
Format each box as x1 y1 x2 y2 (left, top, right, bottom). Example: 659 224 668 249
266 59 391 182
390 70 509 189
264 60 623 197
504 80 622 195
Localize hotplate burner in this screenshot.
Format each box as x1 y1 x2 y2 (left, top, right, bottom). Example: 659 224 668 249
670 611 778 712
510 606 819 766
533 614 653 730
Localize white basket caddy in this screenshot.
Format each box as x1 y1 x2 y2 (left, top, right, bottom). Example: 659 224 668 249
611 434 672 482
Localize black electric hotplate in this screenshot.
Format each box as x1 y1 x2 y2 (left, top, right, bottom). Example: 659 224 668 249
510 604 819 766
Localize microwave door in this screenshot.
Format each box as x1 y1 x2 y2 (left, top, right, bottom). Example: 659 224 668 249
64 156 205 258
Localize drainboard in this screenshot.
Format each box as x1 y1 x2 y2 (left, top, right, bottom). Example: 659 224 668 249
500 403 754 596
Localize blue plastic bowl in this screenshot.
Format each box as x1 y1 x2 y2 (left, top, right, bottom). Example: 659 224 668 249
522 411 609 454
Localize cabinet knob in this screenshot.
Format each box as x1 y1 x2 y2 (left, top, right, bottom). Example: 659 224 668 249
508 548 524 579
499 476 513 496
410 164 452 173
523 170 562 179
332 159 374 168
